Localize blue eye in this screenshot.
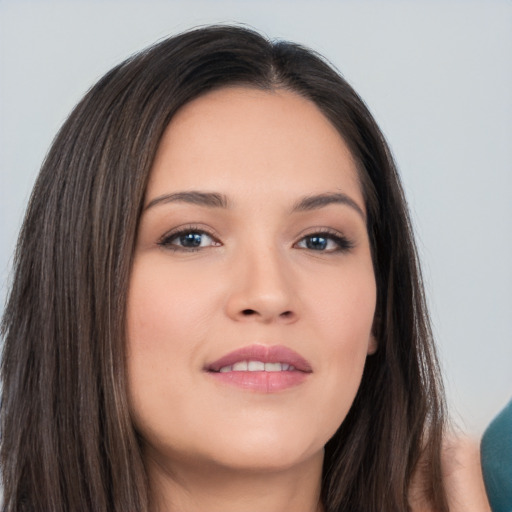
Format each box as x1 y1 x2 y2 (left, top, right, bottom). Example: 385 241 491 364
159 229 218 251
304 236 329 251
178 232 206 248
296 232 353 253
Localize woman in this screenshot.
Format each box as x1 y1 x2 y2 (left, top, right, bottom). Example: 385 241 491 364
1 25 454 511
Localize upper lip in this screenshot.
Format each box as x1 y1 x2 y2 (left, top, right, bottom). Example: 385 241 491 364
206 344 313 373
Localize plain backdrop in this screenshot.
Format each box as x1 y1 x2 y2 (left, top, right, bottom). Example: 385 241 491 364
1 0 511 434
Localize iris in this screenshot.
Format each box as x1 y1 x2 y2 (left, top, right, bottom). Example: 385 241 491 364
180 233 203 247
306 236 328 251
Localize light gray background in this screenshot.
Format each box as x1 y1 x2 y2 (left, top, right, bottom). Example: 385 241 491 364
1 0 511 434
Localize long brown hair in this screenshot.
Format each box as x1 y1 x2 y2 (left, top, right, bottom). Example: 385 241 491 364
1 25 446 511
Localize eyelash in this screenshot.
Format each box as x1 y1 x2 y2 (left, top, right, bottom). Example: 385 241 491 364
158 225 219 252
157 226 354 254
294 228 354 253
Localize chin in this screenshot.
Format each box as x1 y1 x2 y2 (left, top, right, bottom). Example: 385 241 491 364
194 423 328 474
204 447 323 475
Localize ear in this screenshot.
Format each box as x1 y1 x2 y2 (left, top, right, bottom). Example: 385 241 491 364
368 310 380 355
367 334 378 355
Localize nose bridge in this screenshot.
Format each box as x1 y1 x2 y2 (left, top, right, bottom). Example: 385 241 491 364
227 236 297 323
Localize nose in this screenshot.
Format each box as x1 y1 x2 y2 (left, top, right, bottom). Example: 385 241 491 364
225 245 298 324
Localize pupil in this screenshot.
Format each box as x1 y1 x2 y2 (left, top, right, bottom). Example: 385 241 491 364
180 233 202 247
307 236 327 250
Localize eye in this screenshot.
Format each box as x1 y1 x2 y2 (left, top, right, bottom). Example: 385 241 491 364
158 228 220 252
295 231 354 253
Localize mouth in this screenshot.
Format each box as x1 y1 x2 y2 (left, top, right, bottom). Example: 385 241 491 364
218 361 297 372
205 344 312 392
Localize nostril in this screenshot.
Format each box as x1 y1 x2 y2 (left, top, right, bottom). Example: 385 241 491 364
241 309 294 318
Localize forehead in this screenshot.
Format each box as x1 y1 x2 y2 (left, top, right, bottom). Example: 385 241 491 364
147 86 364 209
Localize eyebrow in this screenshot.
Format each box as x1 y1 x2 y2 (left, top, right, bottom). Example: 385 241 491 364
144 190 365 220
291 192 366 220
145 191 229 210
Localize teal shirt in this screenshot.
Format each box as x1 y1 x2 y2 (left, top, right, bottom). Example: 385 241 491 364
481 399 512 512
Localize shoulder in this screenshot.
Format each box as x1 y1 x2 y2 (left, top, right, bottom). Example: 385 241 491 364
409 435 491 512
441 435 490 512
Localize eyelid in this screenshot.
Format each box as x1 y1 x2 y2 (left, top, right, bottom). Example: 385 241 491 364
293 227 355 252
156 224 354 253
157 224 221 251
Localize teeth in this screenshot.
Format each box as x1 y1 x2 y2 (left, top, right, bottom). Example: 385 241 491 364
247 360 265 371
217 360 295 373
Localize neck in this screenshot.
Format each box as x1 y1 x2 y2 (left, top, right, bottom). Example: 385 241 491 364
145 449 324 512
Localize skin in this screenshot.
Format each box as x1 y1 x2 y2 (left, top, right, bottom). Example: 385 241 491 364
441 436 491 512
410 435 491 512
126 87 377 512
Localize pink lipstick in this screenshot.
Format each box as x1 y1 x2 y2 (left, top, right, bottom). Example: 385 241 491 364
205 345 312 392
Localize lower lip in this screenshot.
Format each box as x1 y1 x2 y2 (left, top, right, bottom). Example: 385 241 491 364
208 370 309 392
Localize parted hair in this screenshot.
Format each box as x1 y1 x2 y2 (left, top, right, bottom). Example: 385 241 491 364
1 25 446 512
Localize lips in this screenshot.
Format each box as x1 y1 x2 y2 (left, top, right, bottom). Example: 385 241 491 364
205 345 312 392
206 345 312 373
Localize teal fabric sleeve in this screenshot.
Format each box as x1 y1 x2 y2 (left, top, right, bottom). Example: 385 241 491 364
481 399 512 512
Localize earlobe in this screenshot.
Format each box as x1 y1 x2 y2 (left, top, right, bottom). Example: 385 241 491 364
367 334 378 355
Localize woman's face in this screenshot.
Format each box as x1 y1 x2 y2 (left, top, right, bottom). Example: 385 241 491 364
126 87 377 474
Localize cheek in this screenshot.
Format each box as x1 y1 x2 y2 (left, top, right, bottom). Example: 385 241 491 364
124 259 219 429
305 261 376 351
126 259 217 352
125 249 377 464
303 267 376 433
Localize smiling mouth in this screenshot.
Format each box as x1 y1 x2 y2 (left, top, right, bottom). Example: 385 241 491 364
217 361 297 373
206 344 312 373
205 345 311 392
